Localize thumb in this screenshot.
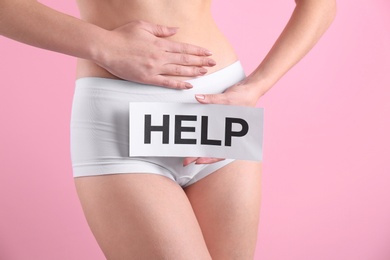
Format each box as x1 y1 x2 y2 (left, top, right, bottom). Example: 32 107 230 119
195 93 228 104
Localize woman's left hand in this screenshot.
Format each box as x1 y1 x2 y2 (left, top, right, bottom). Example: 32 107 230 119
182 78 262 166
183 0 337 167
195 78 261 107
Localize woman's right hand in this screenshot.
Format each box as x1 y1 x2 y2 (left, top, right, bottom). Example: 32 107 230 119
94 20 216 89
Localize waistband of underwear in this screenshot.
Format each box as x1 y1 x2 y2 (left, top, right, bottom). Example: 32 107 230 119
74 61 245 94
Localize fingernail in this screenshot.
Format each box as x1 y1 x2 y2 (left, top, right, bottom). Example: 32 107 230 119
185 83 193 89
199 68 208 74
208 59 216 66
205 50 213 56
195 94 205 100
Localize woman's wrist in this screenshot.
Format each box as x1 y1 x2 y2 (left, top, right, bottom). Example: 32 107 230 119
243 72 274 99
85 27 112 66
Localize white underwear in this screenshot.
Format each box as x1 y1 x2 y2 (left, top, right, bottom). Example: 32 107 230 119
70 61 246 187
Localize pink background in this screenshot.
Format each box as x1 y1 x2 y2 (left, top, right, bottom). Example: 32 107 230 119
1 0 389 259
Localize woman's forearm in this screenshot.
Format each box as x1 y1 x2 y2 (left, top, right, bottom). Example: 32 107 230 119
0 0 106 61
248 0 337 97
0 0 217 88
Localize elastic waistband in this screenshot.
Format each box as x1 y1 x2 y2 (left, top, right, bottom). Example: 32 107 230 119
75 61 245 94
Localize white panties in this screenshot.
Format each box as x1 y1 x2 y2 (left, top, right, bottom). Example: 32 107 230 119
70 61 245 187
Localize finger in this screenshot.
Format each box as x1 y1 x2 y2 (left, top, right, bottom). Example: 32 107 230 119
195 93 230 105
161 64 208 77
148 75 193 89
161 39 213 56
195 157 225 165
141 21 179 37
183 157 199 167
164 52 216 67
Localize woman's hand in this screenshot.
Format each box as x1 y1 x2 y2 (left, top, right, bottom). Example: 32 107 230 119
0 2 216 90
94 20 216 89
183 78 263 166
195 78 262 107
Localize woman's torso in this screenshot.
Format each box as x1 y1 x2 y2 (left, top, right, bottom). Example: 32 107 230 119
75 0 238 80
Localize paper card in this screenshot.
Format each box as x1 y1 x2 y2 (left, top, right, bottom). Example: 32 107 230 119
129 102 263 161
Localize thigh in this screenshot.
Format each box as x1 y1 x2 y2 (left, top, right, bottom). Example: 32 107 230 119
74 173 211 260
184 160 262 260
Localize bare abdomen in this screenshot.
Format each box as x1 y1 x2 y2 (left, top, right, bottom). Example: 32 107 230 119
75 0 238 80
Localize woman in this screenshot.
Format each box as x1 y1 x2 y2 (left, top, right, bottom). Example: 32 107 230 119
0 0 336 259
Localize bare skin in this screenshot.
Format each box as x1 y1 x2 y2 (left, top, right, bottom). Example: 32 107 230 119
0 0 218 89
75 0 238 81
0 0 336 258
74 2 336 258
75 160 262 259
73 2 262 258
